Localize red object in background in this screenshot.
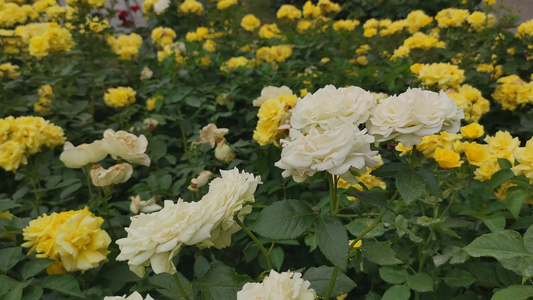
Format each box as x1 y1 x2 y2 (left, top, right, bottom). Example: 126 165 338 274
130 5 140 11
121 19 134 26
118 10 129 20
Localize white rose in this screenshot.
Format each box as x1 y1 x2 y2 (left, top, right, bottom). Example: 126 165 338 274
101 129 151 166
275 123 379 183
290 84 377 133
366 88 464 146
253 85 293 107
197 168 261 249
153 0 170 13
116 199 214 277
130 195 162 214
214 142 235 162
188 170 213 191
237 270 316 300
104 292 154 300
200 123 229 148
59 140 108 168
91 163 133 187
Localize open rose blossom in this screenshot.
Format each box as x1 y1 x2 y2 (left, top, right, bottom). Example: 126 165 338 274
275 122 379 183
59 140 108 168
101 129 150 166
90 163 133 187
237 270 316 300
366 88 464 146
290 84 377 133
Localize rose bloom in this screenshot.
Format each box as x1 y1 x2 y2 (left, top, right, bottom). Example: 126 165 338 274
59 140 108 168
484 131 520 162
366 88 464 147
215 142 235 162
104 292 154 300
188 170 213 191
253 85 293 107
241 14 261 31
116 199 214 277
237 270 316 300
177 0 203 15
511 138 533 183
474 158 501 181
101 129 150 166
291 85 377 134
461 123 484 139
130 195 162 214
200 123 229 148
90 163 133 187
104 87 136 108
434 147 463 169
196 168 261 249
0 140 27 172
463 142 490 166
275 123 379 183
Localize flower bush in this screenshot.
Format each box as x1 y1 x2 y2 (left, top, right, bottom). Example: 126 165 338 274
1 0 533 299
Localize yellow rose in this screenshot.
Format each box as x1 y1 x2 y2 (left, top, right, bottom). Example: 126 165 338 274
103 86 136 108
463 142 490 166
0 140 27 172
241 14 261 31
434 147 463 169
474 158 500 181
460 123 484 139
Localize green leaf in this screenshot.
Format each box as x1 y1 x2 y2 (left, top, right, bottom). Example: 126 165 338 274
407 272 433 292
396 168 425 205
0 247 22 272
505 187 527 219
379 266 409 284
361 242 402 266
415 168 443 198
463 230 526 260
491 285 533 300
315 215 349 271
524 225 533 253
41 274 83 298
194 266 251 300
270 247 284 271
159 174 173 190
482 213 506 233
22 286 43 300
382 285 410 300
2 284 22 300
497 158 513 169
148 272 189 298
485 169 515 189
345 218 385 238
371 162 405 178
303 266 356 297
348 190 388 207
250 200 317 240
194 256 210 279
0 199 21 211
59 182 82 199
443 269 476 287
518 256 533 278
21 259 54 280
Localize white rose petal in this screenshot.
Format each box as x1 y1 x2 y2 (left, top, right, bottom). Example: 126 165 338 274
101 129 151 166
91 163 133 187
153 0 170 13
290 84 377 133
59 140 108 168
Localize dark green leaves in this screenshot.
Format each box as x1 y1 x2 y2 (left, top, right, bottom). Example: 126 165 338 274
303 266 356 297
361 242 402 266
195 266 251 300
41 274 83 298
251 200 318 240
315 215 349 271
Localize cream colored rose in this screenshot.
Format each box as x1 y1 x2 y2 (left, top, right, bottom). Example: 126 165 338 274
101 129 150 166
237 269 316 300
104 291 154 300
91 163 133 187
59 140 108 168
275 123 379 183
187 170 213 191
200 123 229 148
253 85 293 107
366 88 464 146
215 142 235 162
290 84 377 134
196 168 261 249
116 199 214 277
130 195 162 214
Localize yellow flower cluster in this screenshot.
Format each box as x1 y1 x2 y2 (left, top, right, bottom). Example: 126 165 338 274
178 0 203 15
65 0 105 8
220 56 252 72
276 4 302 21
476 63 503 80
405 10 433 33
217 0 238 10
337 156 386 201
253 93 297 146
34 84 53 113
104 86 136 108
256 45 293 63
0 2 37 27
316 0 341 15
157 42 186 63
0 62 21 79
259 23 282 39
0 29 21 54
511 137 533 183
107 33 143 60
333 19 360 31
85 16 109 33
391 32 445 61
466 11 495 31
516 19 533 40
413 62 465 90
22 207 111 274
15 22 75 58
0 116 65 172
185 27 214 42
241 14 261 31
446 84 490 122
435 8 469 28
491 75 533 111
151 26 176 47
